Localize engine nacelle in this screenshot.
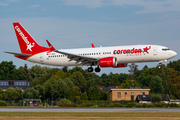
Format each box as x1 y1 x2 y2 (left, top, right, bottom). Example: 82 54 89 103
112 63 128 68
99 57 117 67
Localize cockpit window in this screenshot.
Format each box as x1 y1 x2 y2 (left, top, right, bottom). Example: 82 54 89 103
162 48 170 51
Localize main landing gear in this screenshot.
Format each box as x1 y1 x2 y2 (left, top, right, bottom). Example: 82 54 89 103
95 66 101 72
88 67 93 72
88 66 101 72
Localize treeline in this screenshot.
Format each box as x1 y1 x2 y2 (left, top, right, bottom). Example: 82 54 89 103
0 60 180 102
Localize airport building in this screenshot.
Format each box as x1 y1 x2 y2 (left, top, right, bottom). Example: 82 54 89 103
109 89 150 101
0 80 31 90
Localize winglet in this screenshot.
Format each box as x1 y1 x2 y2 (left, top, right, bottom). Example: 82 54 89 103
91 43 95 48
46 40 56 51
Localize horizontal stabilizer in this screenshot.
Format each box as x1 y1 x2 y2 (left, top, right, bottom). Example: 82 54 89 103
4 51 32 57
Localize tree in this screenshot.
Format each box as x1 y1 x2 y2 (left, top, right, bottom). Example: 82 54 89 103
151 94 162 103
81 92 88 100
137 68 153 88
118 73 128 83
0 61 26 80
169 84 178 99
150 76 163 94
167 60 180 72
61 66 68 73
168 68 180 84
43 78 56 99
53 70 67 80
87 85 102 100
34 85 45 99
15 67 27 80
100 73 110 87
23 87 39 99
71 86 80 93
142 65 148 71
127 63 138 80
37 68 60 85
5 88 20 104
112 77 120 86
120 80 139 89
64 78 75 88
0 88 4 100
14 87 23 100
29 65 50 85
23 64 31 81
68 67 86 76
152 65 172 94
54 79 70 99
70 71 87 90
99 92 108 100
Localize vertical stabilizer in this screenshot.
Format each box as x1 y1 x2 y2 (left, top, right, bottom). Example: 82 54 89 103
13 22 49 54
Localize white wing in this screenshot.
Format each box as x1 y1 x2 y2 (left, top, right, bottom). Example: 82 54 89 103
54 50 99 66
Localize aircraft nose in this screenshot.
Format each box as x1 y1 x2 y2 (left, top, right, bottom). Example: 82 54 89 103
171 51 177 57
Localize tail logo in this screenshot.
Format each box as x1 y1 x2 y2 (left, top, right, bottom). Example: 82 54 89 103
27 42 35 51
15 26 35 52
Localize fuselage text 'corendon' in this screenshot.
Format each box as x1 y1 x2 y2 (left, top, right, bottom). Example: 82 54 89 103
5 22 177 72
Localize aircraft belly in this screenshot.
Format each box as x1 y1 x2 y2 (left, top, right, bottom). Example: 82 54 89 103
44 57 78 66
116 54 148 63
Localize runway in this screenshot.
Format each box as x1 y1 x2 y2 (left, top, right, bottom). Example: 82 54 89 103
0 108 180 112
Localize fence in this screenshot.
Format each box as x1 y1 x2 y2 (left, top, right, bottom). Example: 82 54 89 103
1 100 134 107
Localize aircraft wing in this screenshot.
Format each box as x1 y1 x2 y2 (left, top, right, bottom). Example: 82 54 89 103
54 50 99 66
4 51 32 57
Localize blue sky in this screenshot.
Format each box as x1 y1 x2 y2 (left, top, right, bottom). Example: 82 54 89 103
0 0 180 75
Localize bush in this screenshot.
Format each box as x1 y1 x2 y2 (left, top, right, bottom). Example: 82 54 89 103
110 103 123 107
74 96 81 102
126 102 136 108
60 99 71 104
151 94 162 103
142 103 148 108
39 102 45 106
58 103 78 107
153 103 165 108
81 103 95 107
0 101 7 106
98 104 108 107
135 104 142 108
169 103 179 108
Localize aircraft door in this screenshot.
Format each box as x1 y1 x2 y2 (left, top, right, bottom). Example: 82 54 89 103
153 47 157 55
40 54 44 63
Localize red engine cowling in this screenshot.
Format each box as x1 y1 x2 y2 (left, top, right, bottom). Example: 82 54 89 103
99 57 117 67
113 63 128 68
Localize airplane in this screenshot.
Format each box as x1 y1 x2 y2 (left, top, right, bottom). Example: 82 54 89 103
5 22 177 72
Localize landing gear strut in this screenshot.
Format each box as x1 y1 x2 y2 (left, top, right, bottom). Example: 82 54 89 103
158 62 162 69
95 66 101 72
88 67 93 72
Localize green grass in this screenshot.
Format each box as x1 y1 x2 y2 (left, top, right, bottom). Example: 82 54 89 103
0 112 180 117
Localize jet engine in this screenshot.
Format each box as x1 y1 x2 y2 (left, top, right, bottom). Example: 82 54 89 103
112 63 128 68
99 57 117 67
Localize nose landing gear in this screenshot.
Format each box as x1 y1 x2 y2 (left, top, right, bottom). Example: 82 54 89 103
158 62 162 69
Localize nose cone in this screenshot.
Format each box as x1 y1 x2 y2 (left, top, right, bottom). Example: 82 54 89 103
171 51 177 58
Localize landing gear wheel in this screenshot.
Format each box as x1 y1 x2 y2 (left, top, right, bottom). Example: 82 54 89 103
88 67 93 72
158 62 162 69
95 67 101 72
